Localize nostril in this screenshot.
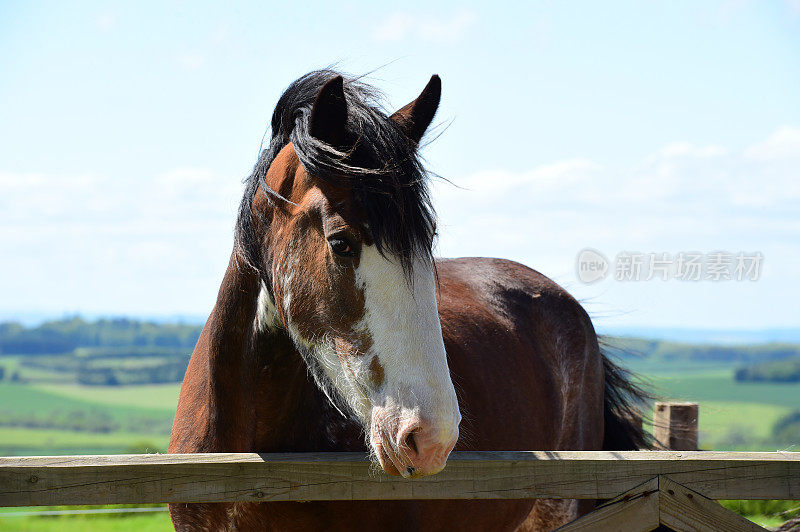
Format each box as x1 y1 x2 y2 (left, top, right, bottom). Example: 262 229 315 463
404 429 419 456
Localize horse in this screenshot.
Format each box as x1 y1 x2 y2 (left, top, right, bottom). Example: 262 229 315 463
168 70 648 531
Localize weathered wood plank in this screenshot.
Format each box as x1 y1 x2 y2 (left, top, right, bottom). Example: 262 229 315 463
659 476 766 532
558 475 769 531
557 477 660 532
654 402 699 451
1 451 798 506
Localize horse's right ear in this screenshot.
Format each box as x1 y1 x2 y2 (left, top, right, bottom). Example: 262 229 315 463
309 76 347 146
390 75 441 143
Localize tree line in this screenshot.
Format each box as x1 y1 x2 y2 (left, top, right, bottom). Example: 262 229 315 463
0 317 202 355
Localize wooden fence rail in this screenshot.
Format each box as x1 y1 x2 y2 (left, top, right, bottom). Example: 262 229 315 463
2 451 799 507
2 402 797 530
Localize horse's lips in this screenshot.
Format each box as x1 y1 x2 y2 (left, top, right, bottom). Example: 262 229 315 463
371 419 419 478
372 439 404 477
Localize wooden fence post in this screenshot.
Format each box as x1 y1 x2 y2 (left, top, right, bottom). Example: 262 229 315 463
653 401 698 450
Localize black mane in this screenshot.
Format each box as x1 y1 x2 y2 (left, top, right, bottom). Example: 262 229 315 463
236 70 436 276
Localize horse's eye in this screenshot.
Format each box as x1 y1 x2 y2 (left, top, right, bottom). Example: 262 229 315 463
328 236 356 258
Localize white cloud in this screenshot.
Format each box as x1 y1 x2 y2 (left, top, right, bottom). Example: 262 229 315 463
0 168 240 229
429 126 800 329
744 125 800 161
458 159 600 194
372 11 477 44
0 168 242 314
432 126 800 278
0 172 104 223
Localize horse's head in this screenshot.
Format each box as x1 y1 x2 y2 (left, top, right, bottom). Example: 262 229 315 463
239 72 460 478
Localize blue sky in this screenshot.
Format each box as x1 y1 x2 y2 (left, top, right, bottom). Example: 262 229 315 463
1 1 798 331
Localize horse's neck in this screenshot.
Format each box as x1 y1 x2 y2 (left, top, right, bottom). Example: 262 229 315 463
179 253 262 451
187 253 363 452
249 327 365 452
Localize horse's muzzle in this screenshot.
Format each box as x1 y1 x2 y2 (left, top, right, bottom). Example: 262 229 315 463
371 410 460 478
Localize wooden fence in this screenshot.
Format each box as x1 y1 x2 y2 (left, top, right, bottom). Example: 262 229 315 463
1 402 798 531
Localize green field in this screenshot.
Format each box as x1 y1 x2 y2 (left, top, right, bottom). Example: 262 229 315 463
1 359 798 455
0 426 169 455
0 382 176 455
5 360 798 454
0 383 176 418
697 401 792 450
647 368 800 409
0 508 172 532
0 356 72 383
622 358 800 450
34 383 181 411
1 348 799 529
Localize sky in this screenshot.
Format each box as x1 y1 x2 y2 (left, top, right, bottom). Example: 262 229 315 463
0 1 798 332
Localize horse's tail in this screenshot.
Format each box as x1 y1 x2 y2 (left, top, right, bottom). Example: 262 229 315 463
599 338 653 450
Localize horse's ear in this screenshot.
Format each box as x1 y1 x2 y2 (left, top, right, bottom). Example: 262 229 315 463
390 74 441 143
310 75 347 146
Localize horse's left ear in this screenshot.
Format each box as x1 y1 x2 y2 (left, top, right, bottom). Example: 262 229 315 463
390 74 441 143
310 75 348 146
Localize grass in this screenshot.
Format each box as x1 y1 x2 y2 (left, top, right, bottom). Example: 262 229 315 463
648 368 800 409
698 401 794 450
0 383 175 420
0 383 173 419
721 499 800 528
0 356 71 383
622 358 732 375
0 510 172 531
623 358 800 449
0 356 22 374
2 359 797 454
0 353 188 386
33 383 181 411
625 358 800 409
0 383 175 455
0 426 169 455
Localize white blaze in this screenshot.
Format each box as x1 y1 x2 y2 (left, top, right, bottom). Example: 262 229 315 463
355 246 461 440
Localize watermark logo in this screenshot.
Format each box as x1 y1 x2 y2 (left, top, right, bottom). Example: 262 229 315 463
576 250 763 283
576 248 610 283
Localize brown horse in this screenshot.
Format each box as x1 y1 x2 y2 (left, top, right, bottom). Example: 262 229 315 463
168 70 647 531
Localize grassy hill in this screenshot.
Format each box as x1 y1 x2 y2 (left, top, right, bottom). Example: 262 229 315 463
735 356 800 383
1 319 799 529
605 336 800 364
622 358 800 450
0 382 178 455
0 319 799 454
